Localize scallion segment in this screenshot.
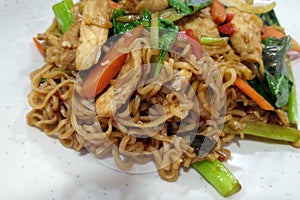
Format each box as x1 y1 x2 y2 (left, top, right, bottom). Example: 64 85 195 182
192 159 241 197
287 59 298 128
199 37 229 46
223 121 300 142
52 0 74 34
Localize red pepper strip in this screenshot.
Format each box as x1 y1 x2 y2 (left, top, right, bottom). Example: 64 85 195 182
218 23 235 35
33 37 45 57
81 25 144 98
225 13 235 23
218 154 226 162
178 29 203 60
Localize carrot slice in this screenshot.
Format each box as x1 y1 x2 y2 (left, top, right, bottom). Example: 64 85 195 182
109 0 120 9
234 77 275 111
33 37 45 56
261 26 285 41
81 25 144 98
211 0 227 24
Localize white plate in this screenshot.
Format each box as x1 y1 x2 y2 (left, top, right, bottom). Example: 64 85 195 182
0 0 299 199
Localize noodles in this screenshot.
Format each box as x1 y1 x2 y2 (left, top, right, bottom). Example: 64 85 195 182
26 0 297 184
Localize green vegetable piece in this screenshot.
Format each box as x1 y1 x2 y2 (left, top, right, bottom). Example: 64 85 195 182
262 37 290 75
192 159 241 197
168 0 191 14
52 0 74 34
248 77 273 104
265 71 292 108
112 9 151 34
187 0 213 14
223 121 300 142
159 8 186 22
199 37 229 46
262 37 293 108
287 59 298 128
154 19 178 77
259 9 280 26
40 77 47 84
262 37 292 108
168 0 213 15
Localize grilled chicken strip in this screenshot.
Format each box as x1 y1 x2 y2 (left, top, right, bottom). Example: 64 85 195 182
76 0 112 71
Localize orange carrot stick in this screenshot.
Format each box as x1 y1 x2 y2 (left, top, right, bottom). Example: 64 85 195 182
33 37 45 56
261 26 285 41
211 0 227 24
234 77 275 111
81 25 144 98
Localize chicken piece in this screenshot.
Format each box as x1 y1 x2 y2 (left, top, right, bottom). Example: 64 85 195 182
227 7 263 68
119 0 169 14
95 49 143 117
76 0 112 71
59 3 83 71
60 22 80 71
177 8 220 38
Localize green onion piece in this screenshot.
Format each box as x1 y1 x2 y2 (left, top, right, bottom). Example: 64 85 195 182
287 59 298 128
199 37 229 46
192 159 241 197
40 77 47 84
52 0 74 34
223 121 300 142
159 8 186 22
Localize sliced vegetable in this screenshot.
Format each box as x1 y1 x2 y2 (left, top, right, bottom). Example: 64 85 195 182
218 0 276 14
159 8 186 22
192 159 241 197
218 23 235 35
225 13 235 23
168 0 213 15
112 9 151 34
211 0 227 24
234 77 275 111
81 25 144 98
265 71 291 108
52 0 74 34
287 59 298 128
154 19 178 77
262 37 292 108
223 121 300 142
261 26 285 41
33 37 45 56
247 77 273 104
200 37 229 46
259 9 280 26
